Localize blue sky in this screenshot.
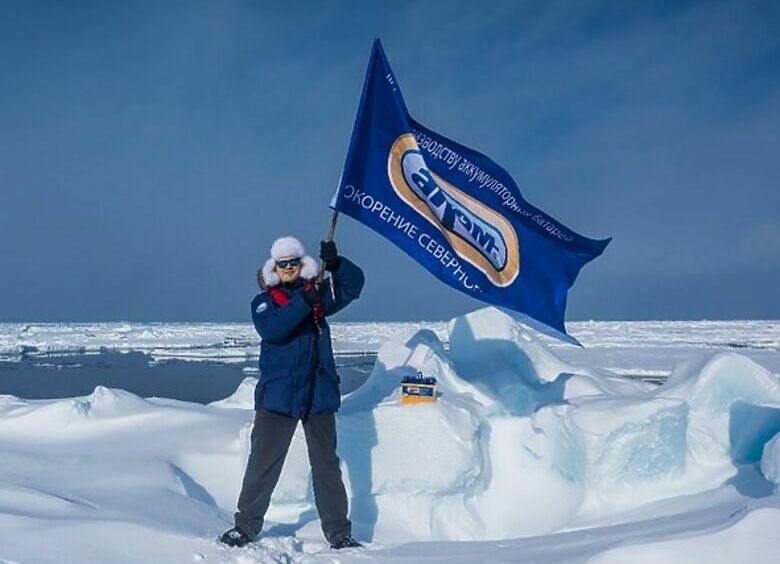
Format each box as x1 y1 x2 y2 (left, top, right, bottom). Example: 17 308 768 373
1 0 778 322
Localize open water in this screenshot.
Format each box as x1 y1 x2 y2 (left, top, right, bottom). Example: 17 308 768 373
0 351 376 404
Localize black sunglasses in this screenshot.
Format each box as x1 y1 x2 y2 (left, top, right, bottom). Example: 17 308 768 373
276 257 301 269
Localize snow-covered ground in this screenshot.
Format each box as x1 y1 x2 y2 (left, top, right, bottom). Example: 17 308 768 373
0 312 779 563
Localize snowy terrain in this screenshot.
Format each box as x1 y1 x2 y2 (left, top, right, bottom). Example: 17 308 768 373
0 311 779 563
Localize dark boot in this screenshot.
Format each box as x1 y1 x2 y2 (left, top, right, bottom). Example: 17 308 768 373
330 536 363 550
219 526 253 548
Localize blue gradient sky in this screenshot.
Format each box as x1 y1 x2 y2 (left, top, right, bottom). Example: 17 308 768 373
1 0 778 322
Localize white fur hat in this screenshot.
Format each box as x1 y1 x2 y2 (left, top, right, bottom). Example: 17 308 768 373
260 236 319 287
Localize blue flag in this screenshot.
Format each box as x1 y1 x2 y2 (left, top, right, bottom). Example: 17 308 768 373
333 40 610 343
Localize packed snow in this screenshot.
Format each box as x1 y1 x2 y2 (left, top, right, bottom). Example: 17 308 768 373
0 309 779 563
762 433 780 489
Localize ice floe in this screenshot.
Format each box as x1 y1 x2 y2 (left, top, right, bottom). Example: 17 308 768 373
0 307 779 562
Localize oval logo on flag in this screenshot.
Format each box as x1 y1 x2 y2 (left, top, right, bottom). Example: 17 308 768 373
388 134 520 287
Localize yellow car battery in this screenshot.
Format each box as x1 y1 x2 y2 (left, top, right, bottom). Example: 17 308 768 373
401 372 437 404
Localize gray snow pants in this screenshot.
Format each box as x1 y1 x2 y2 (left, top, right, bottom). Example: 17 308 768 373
234 409 351 543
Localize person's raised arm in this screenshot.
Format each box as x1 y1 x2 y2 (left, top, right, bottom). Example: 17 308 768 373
320 240 365 317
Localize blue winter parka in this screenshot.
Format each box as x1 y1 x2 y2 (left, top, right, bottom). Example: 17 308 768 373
250 257 365 418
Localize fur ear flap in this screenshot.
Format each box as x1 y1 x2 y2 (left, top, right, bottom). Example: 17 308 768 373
300 255 319 280
261 257 280 288
260 255 318 287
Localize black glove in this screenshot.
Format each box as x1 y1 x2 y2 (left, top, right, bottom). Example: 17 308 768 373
320 240 341 272
302 283 324 307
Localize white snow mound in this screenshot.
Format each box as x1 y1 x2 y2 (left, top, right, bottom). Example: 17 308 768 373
1 307 779 563
762 433 780 488
210 376 258 409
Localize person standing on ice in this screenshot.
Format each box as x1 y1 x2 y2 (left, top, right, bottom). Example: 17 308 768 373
220 236 365 550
